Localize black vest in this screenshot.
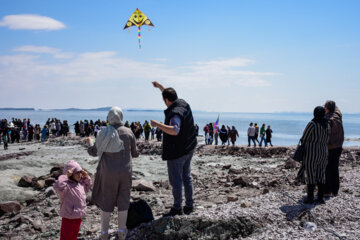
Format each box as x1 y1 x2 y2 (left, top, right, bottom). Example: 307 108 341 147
162 99 197 160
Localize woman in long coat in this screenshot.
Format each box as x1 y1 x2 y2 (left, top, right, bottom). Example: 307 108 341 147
300 106 329 204
87 107 138 240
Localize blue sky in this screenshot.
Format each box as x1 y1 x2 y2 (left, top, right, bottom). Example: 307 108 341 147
0 0 359 113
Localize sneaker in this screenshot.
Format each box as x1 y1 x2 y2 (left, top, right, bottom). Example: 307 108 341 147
117 228 128 240
183 206 194 215
163 208 183 217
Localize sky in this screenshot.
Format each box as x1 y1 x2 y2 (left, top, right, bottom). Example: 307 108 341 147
0 0 359 113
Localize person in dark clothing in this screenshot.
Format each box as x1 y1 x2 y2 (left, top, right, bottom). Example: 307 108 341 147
254 123 260 144
265 126 273 147
194 124 199 136
219 125 228 145
150 81 197 217
298 106 329 204
155 127 162 141
28 124 34 141
74 121 80 136
323 101 344 197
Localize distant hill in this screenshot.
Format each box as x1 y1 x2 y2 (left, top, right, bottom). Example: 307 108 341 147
0 108 35 111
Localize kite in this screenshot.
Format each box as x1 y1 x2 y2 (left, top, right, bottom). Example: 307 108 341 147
123 8 154 49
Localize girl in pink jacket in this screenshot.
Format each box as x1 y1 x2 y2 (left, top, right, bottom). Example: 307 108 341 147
53 160 92 240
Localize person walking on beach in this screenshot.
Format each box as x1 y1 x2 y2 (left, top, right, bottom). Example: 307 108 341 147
254 123 260 144
41 125 48 142
143 120 152 141
53 160 92 240
247 123 256 147
150 81 197 217
259 124 266 147
229 126 239 146
2 132 8 150
323 101 344 197
265 125 273 147
219 125 228 145
87 107 139 240
298 106 329 204
203 124 209 145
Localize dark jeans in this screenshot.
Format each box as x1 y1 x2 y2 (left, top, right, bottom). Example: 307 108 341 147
324 147 342 195
248 136 256 146
167 151 194 210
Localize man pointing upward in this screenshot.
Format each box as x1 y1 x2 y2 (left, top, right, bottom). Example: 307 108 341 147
150 81 197 217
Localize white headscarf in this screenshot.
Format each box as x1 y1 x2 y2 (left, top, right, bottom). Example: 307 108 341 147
95 106 125 158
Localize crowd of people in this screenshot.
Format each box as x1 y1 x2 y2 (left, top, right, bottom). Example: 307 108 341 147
0 118 71 149
203 122 273 147
0 117 167 150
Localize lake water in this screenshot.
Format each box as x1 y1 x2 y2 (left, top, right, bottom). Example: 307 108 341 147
1 110 359 146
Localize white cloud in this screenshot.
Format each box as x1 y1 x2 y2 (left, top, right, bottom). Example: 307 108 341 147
0 50 279 88
0 49 282 110
0 14 66 30
14 45 61 54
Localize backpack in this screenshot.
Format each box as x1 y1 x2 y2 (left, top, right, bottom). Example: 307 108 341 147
126 199 154 229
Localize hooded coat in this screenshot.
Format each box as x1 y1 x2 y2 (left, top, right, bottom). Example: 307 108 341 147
53 160 92 219
87 107 139 212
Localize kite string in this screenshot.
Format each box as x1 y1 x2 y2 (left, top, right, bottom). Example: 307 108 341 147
138 26 141 49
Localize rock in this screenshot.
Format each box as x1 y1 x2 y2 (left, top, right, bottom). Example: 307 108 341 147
268 179 279 187
240 201 252 208
18 176 33 188
285 158 297 169
227 195 239 202
132 179 156 191
0 201 22 215
229 168 242 174
32 180 46 190
132 215 259 239
45 178 56 187
233 176 250 187
45 187 56 197
262 188 270 194
32 219 46 232
222 164 232 170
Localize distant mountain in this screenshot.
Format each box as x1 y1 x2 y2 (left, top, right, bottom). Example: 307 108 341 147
37 107 112 111
0 108 35 111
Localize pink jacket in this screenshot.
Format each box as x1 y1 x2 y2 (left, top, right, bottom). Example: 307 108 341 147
53 160 92 219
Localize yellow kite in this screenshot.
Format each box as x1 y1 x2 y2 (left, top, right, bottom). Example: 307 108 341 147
123 8 154 49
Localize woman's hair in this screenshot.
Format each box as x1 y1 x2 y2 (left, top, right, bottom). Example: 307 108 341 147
162 88 178 102
324 100 336 113
313 106 328 129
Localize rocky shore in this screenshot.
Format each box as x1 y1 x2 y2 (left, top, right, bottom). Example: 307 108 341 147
0 137 359 239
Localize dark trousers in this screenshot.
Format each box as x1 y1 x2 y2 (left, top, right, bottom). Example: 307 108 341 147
324 147 342 195
248 136 256 146
307 183 324 200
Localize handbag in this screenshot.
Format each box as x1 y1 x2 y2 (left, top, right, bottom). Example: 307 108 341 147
293 140 304 162
126 199 154 229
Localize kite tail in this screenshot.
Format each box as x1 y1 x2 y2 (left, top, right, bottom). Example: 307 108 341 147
138 26 141 49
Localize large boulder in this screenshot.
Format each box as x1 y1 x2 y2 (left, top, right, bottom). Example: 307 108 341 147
18 175 33 188
0 201 22 215
129 215 260 239
132 179 156 192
